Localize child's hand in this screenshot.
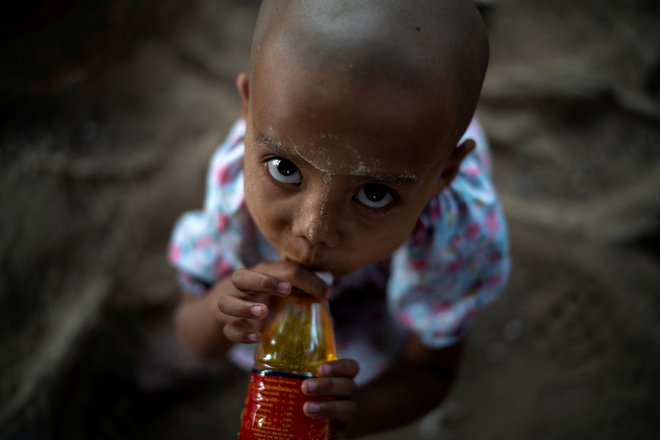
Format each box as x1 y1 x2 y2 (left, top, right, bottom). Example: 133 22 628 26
216 260 330 343
302 359 360 433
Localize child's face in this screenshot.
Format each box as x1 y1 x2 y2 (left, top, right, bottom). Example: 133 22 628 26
239 63 468 277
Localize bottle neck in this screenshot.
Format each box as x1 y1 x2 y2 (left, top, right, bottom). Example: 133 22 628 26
254 291 337 376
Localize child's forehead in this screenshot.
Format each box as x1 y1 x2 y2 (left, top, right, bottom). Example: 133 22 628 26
251 47 461 178
252 129 438 185
253 47 459 155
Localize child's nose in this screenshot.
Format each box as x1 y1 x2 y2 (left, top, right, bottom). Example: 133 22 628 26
291 191 341 249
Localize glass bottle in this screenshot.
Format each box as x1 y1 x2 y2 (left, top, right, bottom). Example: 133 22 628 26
238 279 337 440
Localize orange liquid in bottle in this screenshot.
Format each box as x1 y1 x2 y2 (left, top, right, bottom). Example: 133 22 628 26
239 289 337 440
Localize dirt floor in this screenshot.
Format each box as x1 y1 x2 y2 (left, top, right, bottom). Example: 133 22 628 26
1 1 659 439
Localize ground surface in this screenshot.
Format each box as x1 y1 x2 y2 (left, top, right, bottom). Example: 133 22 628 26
1 1 659 439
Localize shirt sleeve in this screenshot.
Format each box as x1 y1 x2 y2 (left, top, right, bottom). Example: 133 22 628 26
168 120 248 294
387 119 511 348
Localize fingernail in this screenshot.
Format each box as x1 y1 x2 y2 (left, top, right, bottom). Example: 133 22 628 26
318 364 331 376
247 332 259 342
250 305 264 317
277 281 291 294
305 380 318 392
306 402 321 414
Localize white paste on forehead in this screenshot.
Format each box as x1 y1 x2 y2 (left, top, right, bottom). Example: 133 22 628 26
293 144 332 174
292 142 419 183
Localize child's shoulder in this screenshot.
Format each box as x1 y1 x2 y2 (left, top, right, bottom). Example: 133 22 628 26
205 119 248 214
211 119 247 164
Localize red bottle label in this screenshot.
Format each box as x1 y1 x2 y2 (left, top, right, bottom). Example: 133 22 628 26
239 369 331 440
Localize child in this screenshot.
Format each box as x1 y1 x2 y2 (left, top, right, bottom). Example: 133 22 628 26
169 0 509 437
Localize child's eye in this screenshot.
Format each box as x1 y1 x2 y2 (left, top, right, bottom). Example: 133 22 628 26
355 184 394 209
266 158 302 185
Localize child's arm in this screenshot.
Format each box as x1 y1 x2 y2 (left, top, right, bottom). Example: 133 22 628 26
303 334 464 438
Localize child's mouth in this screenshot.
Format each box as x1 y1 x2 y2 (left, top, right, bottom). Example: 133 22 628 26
281 256 321 271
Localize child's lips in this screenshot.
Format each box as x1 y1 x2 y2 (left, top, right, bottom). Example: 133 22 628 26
283 255 325 272
283 253 352 279
282 250 348 277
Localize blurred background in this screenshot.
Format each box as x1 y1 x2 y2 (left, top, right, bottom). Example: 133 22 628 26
1 0 659 439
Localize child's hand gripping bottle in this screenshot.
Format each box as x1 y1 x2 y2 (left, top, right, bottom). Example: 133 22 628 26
238 274 337 440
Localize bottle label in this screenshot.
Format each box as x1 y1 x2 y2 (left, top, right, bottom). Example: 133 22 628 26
239 369 332 440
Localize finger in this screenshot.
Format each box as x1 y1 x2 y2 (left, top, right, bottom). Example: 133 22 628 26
303 399 357 422
275 260 331 300
302 377 357 397
223 318 261 343
217 294 268 320
232 269 292 296
317 359 360 378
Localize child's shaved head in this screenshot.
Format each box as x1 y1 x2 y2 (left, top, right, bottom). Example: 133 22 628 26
248 0 489 143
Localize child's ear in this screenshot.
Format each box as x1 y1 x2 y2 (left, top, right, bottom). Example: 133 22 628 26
236 72 250 119
439 138 476 186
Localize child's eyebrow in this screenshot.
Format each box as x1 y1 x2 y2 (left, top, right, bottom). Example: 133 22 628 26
255 132 418 187
255 132 290 156
360 172 418 187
